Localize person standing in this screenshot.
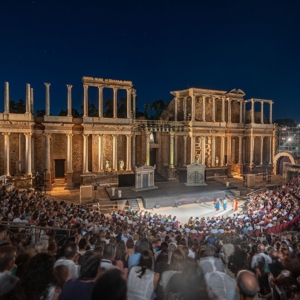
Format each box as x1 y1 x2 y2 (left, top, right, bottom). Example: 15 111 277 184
222 198 227 210
215 199 220 211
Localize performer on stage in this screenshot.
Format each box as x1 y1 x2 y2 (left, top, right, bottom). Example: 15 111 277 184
234 199 239 211
222 198 227 210
232 199 236 210
215 198 220 211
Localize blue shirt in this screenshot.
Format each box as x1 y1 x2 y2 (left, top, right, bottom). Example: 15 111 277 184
128 253 141 269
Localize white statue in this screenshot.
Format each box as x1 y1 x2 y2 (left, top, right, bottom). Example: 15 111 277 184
105 160 110 170
119 160 124 171
216 156 219 167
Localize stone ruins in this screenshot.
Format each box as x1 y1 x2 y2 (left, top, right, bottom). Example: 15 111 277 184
0 77 276 189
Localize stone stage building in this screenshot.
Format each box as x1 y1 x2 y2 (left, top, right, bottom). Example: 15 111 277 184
0 77 276 189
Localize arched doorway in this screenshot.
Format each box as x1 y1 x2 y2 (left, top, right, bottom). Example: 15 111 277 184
273 152 296 175
277 156 291 174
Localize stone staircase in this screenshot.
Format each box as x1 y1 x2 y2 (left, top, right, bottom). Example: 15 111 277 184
128 198 140 210
51 178 66 191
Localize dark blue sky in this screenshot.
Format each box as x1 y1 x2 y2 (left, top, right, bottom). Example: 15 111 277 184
1 0 300 121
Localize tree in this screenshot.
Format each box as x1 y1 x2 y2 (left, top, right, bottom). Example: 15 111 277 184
9 99 26 113
149 99 168 120
274 118 297 127
36 109 45 116
58 108 81 118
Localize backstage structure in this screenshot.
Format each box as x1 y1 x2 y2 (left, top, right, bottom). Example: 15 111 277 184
0 77 276 189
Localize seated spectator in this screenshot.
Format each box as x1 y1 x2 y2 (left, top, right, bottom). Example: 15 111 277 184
59 251 101 300
127 250 159 300
128 241 149 269
0 225 8 246
236 270 259 300
100 244 118 271
91 268 127 300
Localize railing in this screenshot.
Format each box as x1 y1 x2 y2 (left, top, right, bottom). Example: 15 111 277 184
92 202 131 213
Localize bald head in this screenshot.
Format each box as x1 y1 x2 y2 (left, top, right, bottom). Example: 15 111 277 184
237 270 258 298
258 243 265 253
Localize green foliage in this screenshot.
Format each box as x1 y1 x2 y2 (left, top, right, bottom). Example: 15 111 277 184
274 118 297 127
9 99 26 114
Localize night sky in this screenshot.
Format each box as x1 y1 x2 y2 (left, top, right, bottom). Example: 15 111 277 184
1 0 300 121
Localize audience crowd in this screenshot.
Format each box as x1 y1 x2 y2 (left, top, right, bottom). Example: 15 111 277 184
0 176 300 299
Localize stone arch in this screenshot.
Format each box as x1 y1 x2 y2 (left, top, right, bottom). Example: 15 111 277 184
273 151 296 175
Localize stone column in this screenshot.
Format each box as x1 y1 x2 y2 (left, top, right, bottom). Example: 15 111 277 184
44 83 51 116
202 96 206 121
169 132 175 168
113 87 118 118
250 134 254 166
126 88 131 119
83 84 89 117
251 99 255 123
201 136 206 165
260 136 264 165
211 136 216 167
261 101 264 124
126 135 132 171
30 88 34 115
183 135 187 166
18 134 22 173
221 97 225 122
132 133 136 167
174 97 178 121
239 100 243 123
183 97 187 121
132 89 136 119
238 136 243 164
190 135 195 163
67 85 72 117
220 136 225 166
243 101 246 123
4 82 9 113
44 133 51 174
227 136 231 165
66 134 73 172
228 98 231 123
145 131 150 166
3 133 10 176
269 136 272 164
24 133 32 176
31 135 34 172
26 83 30 114
112 135 118 171
83 134 89 173
98 135 103 172
174 134 178 166
269 102 273 123
98 85 103 118
191 95 195 121
212 97 215 122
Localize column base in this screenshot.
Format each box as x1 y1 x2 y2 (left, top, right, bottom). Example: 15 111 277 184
66 172 74 189
167 168 177 180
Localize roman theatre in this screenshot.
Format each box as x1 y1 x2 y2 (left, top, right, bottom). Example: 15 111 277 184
0 76 276 191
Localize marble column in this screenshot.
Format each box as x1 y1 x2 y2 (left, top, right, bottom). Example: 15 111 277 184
113 87 118 118
67 85 72 117
132 133 136 167
169 132 175 168
25 133 32 176
228 98 231 123
126 135 132 171
31 135 34 172
251 99 255 123
83 84 88 117
44 83 51 116
243 101 246 123
126 88 131 119
112 134 118 171
183 97 187 121
174 98 178 121
45 133 51 173
227 136 231 165
83 134 89 173
212 97 215 122
191 95 195 121
98 85 103 118
66 134 73 172
3 133 10 176
239 100 243 123
221 97 225 122
202 96 206 121
18 134 22 173
190 135 195 163
238 136 243 164
211 136 216 167
261 101 264 124
220 136 225 166
30 88 34 115
201 136 206 165
260 136 264 165
269 102 273 123
183 135 187 166
26 83 30 114
4 82 9 113
269 136 272 164
132 89 136 119
98 135 103 172
250 134 254 166
174 134 178 166
146 131 150 166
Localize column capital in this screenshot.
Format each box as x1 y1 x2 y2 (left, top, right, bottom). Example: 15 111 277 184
113 87 118 92
44 133 51 138
98 85 104 90
169 131 175 136
183 135 188 140
67 84 73 89
98 134 103 137
24 133 33 137
83 84 89 90
2 132 10 136
66 133 73 137
131 89 136 96
126 134 132 138
82 133 89 137
44 82 51 87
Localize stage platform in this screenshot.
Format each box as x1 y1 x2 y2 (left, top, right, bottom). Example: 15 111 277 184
105 180 237 209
